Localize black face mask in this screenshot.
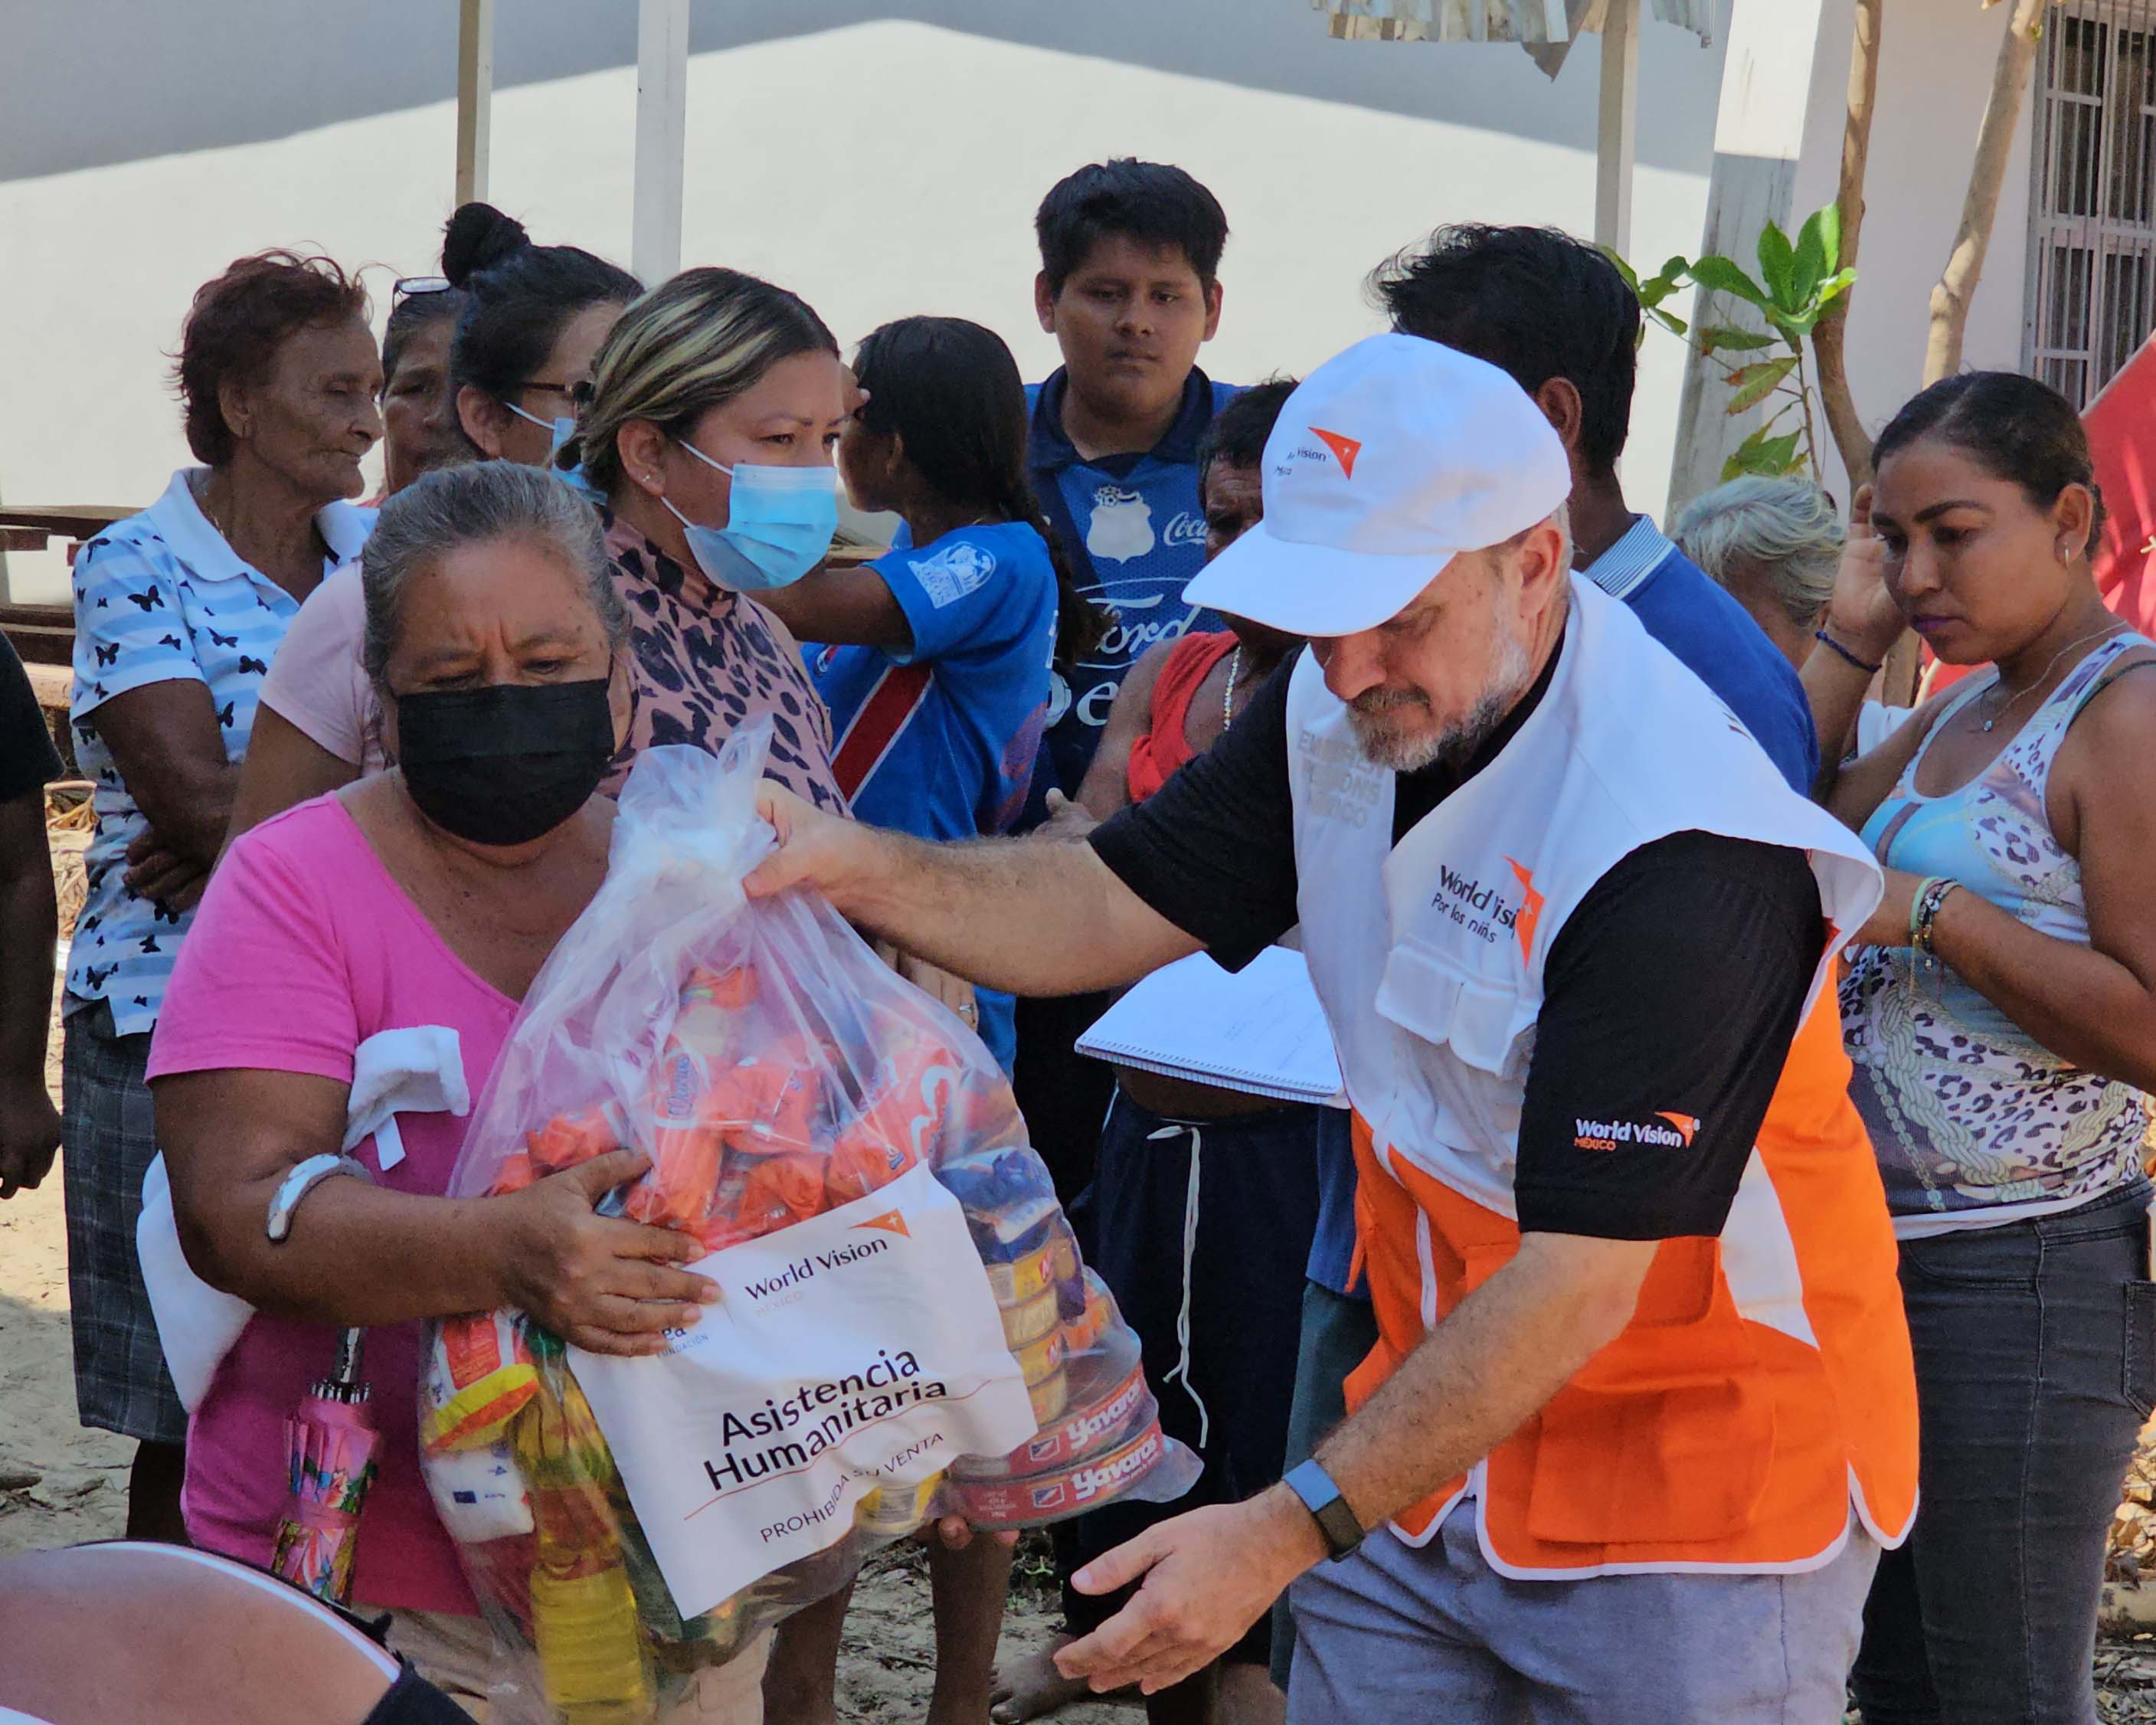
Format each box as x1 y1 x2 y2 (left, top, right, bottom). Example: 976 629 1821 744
395 677 617 846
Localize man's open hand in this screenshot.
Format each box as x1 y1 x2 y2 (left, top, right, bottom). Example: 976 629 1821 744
1054 1488 1329 1694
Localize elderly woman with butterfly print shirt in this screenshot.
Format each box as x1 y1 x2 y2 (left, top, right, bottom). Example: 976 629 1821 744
64 250 378 1543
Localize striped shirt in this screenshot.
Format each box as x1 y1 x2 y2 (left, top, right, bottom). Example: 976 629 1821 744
67 469 371 1033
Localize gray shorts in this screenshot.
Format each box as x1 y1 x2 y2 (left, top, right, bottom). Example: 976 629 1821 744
61 1000 186 1446
1287 1510 1878 1725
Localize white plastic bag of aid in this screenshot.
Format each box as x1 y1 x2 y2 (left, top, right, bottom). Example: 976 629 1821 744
568 1160 1038 1619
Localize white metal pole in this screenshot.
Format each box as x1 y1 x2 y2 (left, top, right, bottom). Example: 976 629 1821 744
1667 0 1834 512
633 0 690 284
455 0 494 207
1594 0 1640 255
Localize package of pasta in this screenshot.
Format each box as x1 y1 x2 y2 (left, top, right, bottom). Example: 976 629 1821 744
419 722 1196 1723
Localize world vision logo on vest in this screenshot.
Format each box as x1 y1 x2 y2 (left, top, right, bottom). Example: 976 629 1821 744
1572 1111 1703 1153
1432 855 1543 961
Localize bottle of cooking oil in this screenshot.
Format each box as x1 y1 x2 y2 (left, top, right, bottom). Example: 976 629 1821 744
512 1331 653 1723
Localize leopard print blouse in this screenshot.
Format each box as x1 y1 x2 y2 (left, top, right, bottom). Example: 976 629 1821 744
600 509 846 815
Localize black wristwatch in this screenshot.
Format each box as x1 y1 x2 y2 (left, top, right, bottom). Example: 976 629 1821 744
1283 1459 1364 1560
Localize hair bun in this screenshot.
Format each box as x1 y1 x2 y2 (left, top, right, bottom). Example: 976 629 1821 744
440 201 532 287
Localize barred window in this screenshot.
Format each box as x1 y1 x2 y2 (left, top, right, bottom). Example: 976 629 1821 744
2027 3 2156 406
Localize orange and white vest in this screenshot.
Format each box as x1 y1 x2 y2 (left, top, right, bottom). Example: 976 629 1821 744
1287 576 1918 1577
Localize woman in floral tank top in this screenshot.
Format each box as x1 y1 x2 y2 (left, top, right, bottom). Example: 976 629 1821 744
1809 372 2156 1725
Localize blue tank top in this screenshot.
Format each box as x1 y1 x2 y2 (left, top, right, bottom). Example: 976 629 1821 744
1840 630 2154 1232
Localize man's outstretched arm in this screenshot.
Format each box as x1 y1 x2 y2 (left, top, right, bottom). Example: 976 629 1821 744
746 785 1202 997
1049 1233 1655 1695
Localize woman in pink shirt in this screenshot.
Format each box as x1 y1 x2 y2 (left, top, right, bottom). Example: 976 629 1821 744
148 462 763 1719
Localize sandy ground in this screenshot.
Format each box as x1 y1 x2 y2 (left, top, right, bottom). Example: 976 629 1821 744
0 978 133 1558
0 1162 134 1555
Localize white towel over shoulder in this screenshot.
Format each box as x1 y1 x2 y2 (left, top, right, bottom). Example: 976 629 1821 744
137 1026 469 1412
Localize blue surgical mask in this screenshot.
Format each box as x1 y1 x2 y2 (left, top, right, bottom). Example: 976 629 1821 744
505 400 577 463
660 441 838 592
556 462 610 507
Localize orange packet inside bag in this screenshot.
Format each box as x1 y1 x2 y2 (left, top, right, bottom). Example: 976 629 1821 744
424 1311 539 1452
525 1103 623 1173
626 964 762 1227
732 1153 829 1239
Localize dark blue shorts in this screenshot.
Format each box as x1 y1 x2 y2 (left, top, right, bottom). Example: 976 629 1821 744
1063 1087 1322 1664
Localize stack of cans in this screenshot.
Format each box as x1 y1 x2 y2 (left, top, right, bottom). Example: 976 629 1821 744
934 1147 1173 1529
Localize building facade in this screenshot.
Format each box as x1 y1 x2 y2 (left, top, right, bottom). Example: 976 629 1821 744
0 1 2130 599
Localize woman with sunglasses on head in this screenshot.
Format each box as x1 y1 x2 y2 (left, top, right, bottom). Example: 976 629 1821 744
229 205 642 836
373 274 469 501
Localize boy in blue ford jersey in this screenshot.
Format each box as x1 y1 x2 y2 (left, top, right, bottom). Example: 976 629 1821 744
758 315 1100 1725
1026 158 1237 805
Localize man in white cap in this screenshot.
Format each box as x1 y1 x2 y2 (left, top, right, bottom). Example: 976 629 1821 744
746 334 1918 1722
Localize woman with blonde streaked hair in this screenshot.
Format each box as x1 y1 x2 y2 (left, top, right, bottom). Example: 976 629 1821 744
526 266 846 810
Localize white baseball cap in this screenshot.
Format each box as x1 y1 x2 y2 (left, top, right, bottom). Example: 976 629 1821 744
1183 332 1572 637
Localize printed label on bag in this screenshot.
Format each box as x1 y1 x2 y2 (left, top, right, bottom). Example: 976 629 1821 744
571 1162 1037 1618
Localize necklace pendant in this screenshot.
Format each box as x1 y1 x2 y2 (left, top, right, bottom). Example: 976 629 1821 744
1982 717 1995 732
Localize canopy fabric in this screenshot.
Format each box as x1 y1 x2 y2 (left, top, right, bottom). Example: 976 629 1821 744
1313 0 1716 75
2081 331 2156 641
1314 0 1570 41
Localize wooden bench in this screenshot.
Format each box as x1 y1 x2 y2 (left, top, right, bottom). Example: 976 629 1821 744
2 506 131 718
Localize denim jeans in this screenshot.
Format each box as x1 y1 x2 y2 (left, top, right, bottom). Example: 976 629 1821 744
1851 1180 2156 1725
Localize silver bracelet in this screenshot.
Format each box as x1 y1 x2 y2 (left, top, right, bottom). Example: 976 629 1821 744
265 1153 371 1243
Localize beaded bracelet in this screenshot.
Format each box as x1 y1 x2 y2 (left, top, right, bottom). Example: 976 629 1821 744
1913 877 1962 957
1815 630 1883 676
1907 876 1945 951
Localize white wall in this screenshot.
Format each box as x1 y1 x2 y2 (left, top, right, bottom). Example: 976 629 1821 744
1787 0 2036 504
0 5 1732 602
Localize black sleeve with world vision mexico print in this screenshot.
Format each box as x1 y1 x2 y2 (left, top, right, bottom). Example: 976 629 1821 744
1513 832 1825 1242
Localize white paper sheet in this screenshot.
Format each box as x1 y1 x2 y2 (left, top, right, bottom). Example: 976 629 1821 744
1076 947 1346 1107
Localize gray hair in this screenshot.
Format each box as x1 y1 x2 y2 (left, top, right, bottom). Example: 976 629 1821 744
360 460 626 692
1672 476 1844 627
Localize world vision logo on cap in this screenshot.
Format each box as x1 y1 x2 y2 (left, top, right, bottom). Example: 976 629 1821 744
853 1210 911 1239
1310 426 1362 477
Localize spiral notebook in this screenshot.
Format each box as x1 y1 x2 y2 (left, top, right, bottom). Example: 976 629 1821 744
1075 946 1346 1108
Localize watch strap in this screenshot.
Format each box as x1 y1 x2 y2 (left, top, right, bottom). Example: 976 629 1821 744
1283 1458 1364 1560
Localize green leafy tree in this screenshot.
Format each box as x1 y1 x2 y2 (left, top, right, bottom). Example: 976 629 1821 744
1611 205 1857 483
